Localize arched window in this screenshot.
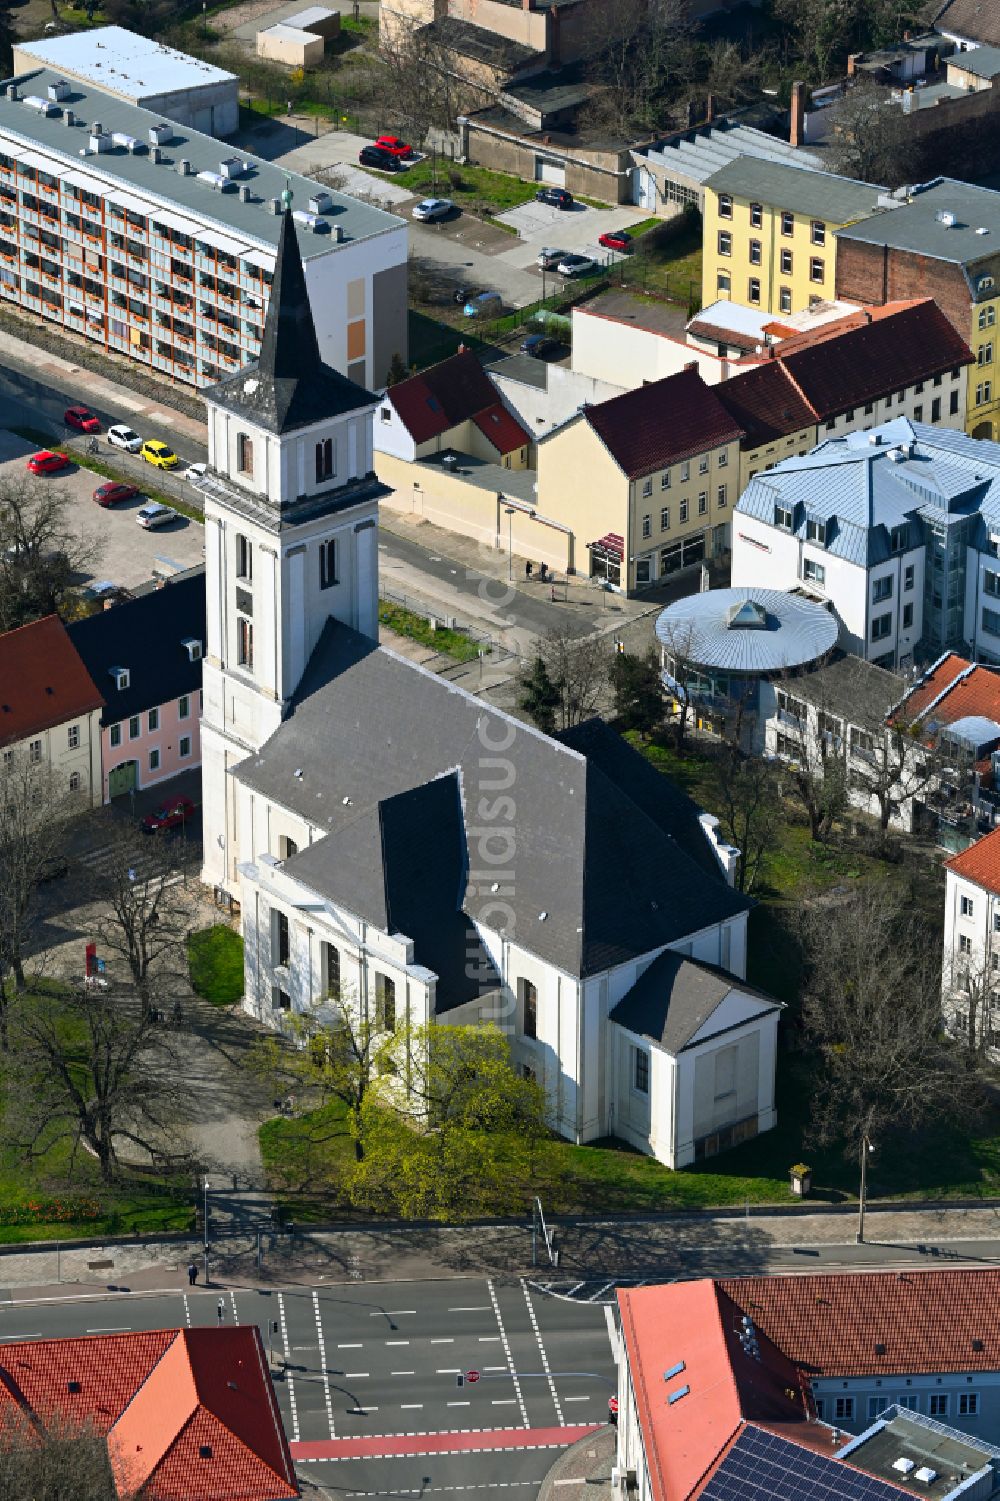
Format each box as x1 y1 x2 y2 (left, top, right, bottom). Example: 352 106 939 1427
315 436 334 482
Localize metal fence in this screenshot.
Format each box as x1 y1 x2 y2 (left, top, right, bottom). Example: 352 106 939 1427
380 585 518 664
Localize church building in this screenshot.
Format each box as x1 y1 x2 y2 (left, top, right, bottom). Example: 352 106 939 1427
197 209 783 1169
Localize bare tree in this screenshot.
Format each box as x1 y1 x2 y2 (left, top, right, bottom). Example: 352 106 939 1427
518 627 609 732
799 887 983 1158
580 0 696 136
657 619 702 751
3 985 183 1184
0 1408 146 1501
712 749 781 894
942 946 998 1058
845 711 940 849
93 824 190 1016
773 683 848 842
0 756 77 1013
0 478 99 632
375 22 491 138
773 0 860 81
828 79 915 188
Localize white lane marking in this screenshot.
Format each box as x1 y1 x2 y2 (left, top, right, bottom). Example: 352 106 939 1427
277 1293 299 1444
369 1310 416 1316
401 1403 424 1409
182 1294 191 1329
345 1371 370 1378
436 1367 461 1374
313 1288 336 1440
431 1337 454 1344
450 1306 491 1313
478 1336 501 1342
0 1334 41 1340
345 1485 539 1496
447 1401 471 1407
338 1342 363 1348
604 1304 618 1358
484 1366 507 1372
487 1278 528 1429
522 1279 564 1425
587 1282 614 1303
229 1290 239 1325
492 1399 517 1405
385 1339 410 1346
391 1370 416 1376
563 1395 591 1402
86 1327 131 1333
349 1405 379 1414
293 1344 318 1351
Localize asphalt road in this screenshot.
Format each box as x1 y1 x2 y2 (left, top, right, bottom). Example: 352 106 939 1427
0 1276 615 1495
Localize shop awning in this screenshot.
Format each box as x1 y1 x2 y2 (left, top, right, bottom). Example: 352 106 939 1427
588 532 624 561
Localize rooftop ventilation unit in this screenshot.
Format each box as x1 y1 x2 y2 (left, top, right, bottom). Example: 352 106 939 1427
219 156 246 179
177 158 192 176
331 223 344 242
915 1469 938 1485
91 121 103 135
47 79 70 101
23 95 60 116
977 226 991 235
292 209 329 233
308 191 332 215
149 121 172 145
238 183 254 203
267 196 282 214
893 1459 916 1475
88 128 111 153
869 432 882 445
7 85 17 101
936 210 956 227
151 145 162 164
112 131 144 153
197 170 230 190
63 109 75 127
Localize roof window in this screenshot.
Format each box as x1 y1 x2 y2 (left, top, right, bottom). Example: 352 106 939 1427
109 666 130 690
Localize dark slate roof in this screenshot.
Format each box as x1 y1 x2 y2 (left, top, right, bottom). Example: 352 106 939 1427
422 15 537 71
236 623 750 981
207 209 375 436
932 0 1000 45
790 651 905 722
582 367 745 479
67 570 206 724
609 950 781 1053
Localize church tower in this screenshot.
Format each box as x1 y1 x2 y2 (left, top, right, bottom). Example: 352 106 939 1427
199 207 384 894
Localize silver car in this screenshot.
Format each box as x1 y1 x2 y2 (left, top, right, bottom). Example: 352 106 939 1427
107 424 142 453
412 198 454 222
557 253 597 277
136 502 177 530
537 247 566 270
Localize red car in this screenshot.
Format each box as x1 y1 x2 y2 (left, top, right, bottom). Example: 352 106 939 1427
141 796 196 834
65 405 100 433
93 481 139 507
598 229 633 252
27 450 70 475
374 134 412 158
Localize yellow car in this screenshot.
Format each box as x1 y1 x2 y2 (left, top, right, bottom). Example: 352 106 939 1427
140 439 178 470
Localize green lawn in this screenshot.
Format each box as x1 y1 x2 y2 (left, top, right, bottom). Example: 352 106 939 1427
616 216 704 310
373 160 539 216
188 926 245 1006
379 600 488 663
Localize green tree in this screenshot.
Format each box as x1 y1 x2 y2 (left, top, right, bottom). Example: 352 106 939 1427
386 351 408 386
609 648 662 737
518 654 561 733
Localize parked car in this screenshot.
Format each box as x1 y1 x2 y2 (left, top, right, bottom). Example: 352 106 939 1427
64 405 100 433
520 332 559 358
374 134 413 158
81 579 131 606
358 145 401 172
136 501 177 529
556 253 596 277
536 186 574 209
412 197 454 222
107 424 143 453
93 481 139 507
463 290 503 318
536 247 566 270
599 228 633 252
141 795 196 834
26 449 69 475
140 440 178 470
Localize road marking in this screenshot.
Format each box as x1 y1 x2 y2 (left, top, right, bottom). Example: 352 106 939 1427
0 1334 41 1340
345 1484 539 1496
385 1339 410 1345
604 1305 617 1357
313 1288 336 1440
392 1370 416 1376
431 1337 454 1344
492 1399 517 1406
369 1310 416 1317
86 1326 131 1333
484 1367 507 1372
293 1344 318 1351
450 1306 491 1313
278 1292 300 1444
182 1294 191 1329
349 1406 379 1414
478 1336 501 1342
401 1403 423 1409
229 1291 239 1325
487 1279 529 1429
338 1342 363 1348
448 1401 471 1407
563 1396 590 1402
436 1368 461 1375
586 1282 614 1303
291 1424 601 1462
522 1280 564 1425
345 1372 370 1379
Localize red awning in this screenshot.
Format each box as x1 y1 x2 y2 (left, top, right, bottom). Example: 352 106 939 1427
588 532 624 561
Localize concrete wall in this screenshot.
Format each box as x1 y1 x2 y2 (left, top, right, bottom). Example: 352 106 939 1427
571 308 740 388
257 26 326 66
464 122 633 205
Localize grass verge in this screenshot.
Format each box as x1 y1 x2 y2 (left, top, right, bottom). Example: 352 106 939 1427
188 926 245 1006
379 599 488 662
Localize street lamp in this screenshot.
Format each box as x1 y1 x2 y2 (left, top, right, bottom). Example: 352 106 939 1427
203 1177 210 1286
504 505 516 582
856 1135 875 1244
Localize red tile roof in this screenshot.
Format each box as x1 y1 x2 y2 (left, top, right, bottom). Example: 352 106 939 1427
387 350 529 452
471 401 529 456
945 825 1000 891
897 652 977 720
0 614 104 748
713 300 973 446
584 366 746 479
0 1328 297 1501
720 1268 1000 1377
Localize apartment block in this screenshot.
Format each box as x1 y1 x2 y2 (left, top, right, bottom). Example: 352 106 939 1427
0 71 406 389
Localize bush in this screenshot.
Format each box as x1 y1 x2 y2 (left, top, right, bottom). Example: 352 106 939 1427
187 926 245 1006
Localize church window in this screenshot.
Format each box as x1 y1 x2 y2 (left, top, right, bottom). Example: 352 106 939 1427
320 538 338 590
520 979 538 1039
235 534 252 581
237 432 254 476
375 972 396 1030
275 910 290 967
316 436 334 482
237 616 253 670
323 942 341 997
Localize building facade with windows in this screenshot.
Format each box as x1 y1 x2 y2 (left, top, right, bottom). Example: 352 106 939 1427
0 613 104 806
198 211 784 1170
732 418 1000 671
701 157 882 317
0 67 406 390
67 569 205 802
942 827 1000 1052
836 178 1000 442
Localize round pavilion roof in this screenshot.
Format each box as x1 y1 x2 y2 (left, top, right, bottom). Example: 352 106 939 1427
654 587 838 675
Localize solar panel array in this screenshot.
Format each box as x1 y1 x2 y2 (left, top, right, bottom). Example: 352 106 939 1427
700 1426 906 1501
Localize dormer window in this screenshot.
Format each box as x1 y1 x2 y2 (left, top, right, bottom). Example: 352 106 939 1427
109 666 130 690
806 518 827 546
182 638 203 662
775 504 793 531
890 524 909 554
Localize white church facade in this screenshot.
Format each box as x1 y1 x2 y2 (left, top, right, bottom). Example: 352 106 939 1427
197 210 783 1169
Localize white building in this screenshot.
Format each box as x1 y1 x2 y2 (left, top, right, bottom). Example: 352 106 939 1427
0 66 406 389
14 27 240 138
732 418 1000 671
942 827 1000 1052
198 210 784 1170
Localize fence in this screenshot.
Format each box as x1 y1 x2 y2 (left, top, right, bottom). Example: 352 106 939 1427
380 584 518 664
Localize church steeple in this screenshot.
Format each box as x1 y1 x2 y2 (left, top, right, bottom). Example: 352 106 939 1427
206 208 375 437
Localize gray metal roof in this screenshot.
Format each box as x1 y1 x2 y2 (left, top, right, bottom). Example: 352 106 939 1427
16 26 236 95
236 622 751 980
944 714 1000 746
655 586 838 675
0 68 402 259
789 652 905 721
949 43 1000 77
735 417 1000 565
634 122 822 187
609 949 781 1054
836 178 1000 265
703 157 883 223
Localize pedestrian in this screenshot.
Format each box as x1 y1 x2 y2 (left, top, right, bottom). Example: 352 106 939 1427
525 560 533 578
286 99 292 116
217 1299 225 1325
187 1261 197 1286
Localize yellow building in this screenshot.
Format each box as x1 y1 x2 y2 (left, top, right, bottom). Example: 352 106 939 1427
702 159 882 317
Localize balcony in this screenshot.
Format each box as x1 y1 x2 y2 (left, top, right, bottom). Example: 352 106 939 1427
776 706 805 731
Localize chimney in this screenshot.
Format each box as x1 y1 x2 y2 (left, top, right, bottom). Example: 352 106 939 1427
684 360 698 371
706 93 715 124
862 308 872 323
790 80 806 148
903 28 912 39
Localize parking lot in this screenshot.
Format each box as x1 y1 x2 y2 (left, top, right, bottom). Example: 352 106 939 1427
0 429 205 592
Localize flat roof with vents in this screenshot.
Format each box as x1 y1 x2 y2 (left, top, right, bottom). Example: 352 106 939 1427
15 26 236 97
838 1408 1000 1501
